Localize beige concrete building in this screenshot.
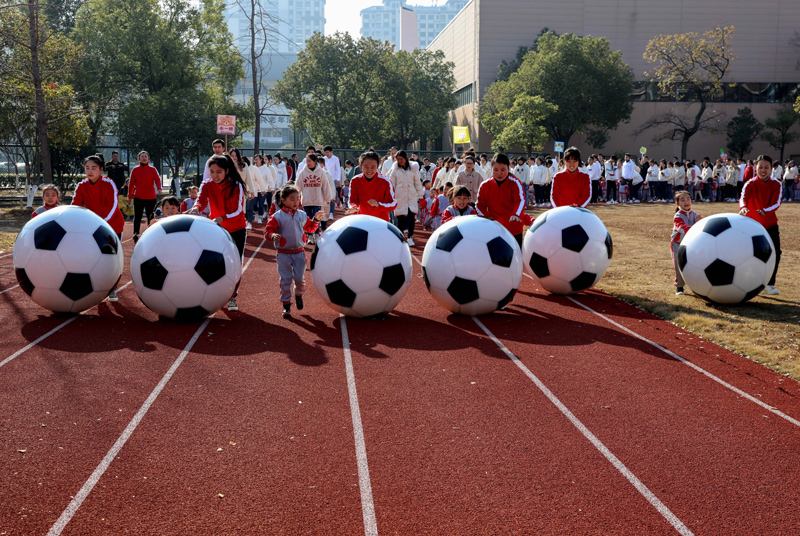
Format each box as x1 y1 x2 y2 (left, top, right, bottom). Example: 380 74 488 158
428 0 800 160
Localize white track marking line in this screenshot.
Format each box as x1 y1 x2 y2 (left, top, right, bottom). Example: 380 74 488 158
0 284 19 295
46 239 265 536
472 317 694 536
521 272 800 429
338 316 378 536
0 252 11 260
0 281 133 370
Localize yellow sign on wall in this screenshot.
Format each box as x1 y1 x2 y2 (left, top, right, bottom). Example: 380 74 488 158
453 126 471 144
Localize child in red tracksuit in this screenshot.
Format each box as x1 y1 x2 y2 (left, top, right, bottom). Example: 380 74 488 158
265 184 324 318
347 150 396 221
190 154 248 311
476 153 531 246
72 154 125 301
739 154 782 295
551 147 592 208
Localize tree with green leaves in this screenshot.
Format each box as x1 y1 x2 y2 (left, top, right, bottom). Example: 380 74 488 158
481 32 633 151
761 107 799 163
726 108 763 159
640 26 734 160
496 27 553 82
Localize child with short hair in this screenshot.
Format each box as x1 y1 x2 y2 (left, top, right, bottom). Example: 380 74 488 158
476 153 529 245
739 154 782 295
671 191 702 295
296 153 333 243
442 186 477 223
180 186 199 213
550 146 592 208
32 184 60 218
160 196 180 218
265 184 325 318
347 151 397 221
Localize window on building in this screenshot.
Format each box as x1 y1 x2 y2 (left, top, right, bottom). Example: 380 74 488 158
453 83 474 108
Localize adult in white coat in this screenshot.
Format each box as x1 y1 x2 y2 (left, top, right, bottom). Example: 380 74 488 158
389 150 423 246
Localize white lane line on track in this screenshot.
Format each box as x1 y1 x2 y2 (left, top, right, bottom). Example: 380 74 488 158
338 316 379 536
0 281 133 370
46 238 266 536
472 316 694 536
0 284 19 295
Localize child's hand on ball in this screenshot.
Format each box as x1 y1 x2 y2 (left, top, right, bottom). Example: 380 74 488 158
271 233 282 241
214 217 223 225
509 215 521 223
314 211 326 221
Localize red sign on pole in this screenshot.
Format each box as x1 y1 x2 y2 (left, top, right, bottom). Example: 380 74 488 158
216 115 236 136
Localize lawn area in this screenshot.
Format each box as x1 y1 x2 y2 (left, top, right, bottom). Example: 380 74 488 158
538 202 799 380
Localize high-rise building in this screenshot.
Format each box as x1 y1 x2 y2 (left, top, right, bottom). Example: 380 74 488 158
361 0 468 50
224 0 325 148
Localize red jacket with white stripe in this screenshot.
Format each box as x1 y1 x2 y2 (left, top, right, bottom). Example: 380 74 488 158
128 165 162 200
739 177 781 228
72 177 124 235
348 173 396 221
194 179 246 233
476 175 527 235
551 169 591 208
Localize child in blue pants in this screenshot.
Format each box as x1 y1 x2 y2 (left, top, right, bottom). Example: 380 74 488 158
265 184 325 318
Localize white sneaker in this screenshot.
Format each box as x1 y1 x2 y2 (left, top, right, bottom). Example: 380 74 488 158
406 237 415 246
328 213 334 221
256 216 262 224
764 285 780 295
308 235 316 245
107 289 119 302
226 298 238 311
246 222 252 230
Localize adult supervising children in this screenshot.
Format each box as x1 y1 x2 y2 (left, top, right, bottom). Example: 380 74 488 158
128 150 162 243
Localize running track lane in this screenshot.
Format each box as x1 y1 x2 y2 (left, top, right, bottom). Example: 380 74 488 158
470 275 800 534
0 235 261 535
51 241 368 535
341 261 680 534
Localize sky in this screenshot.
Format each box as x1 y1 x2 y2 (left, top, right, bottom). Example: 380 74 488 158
324 0 444 38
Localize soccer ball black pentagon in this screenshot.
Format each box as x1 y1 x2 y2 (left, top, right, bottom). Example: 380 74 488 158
130 215 242 319
677 213 775 304
13 206 123 313
522 206 612 294
311 215 412 317
421 216 522 315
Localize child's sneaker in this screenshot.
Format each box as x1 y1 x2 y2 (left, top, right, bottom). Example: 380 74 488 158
406 237 415 246
226 298 238 311
246 222 253 231
107 289 119 302
764 285 780 295
282 302 291 318
295 295 304 310
675 287 684 295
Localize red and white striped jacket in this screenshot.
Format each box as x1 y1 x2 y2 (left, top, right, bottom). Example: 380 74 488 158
72 177 124 235
739 177 781 228
194 179 246 233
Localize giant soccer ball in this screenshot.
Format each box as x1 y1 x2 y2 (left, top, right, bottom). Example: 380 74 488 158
522 206 613 295
130 215 242 320
677 213 775 304
13 206 123 313
421 216 522 315
310 215 412 317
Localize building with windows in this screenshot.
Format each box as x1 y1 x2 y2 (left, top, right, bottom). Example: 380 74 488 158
225 0 326 148
428 0 800 159
361 0 469 50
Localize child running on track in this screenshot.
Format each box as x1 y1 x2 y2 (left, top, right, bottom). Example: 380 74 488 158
476 153 530 246
32 184 60 218
189 154 247 311
265 184 325 318
72 154 125 301
739 154 783 295
441 186 476 223
670 191 701 295
551 146 592 208
347 151 396 221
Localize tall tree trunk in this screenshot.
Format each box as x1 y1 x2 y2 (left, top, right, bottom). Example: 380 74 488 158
249 0 260 154
680 135 689 161
27 0 53 183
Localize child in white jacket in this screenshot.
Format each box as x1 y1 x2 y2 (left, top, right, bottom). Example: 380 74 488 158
295 153 333 243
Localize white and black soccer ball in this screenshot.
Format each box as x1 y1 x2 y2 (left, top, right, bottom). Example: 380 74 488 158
310 215 412 317
13 205 124 313
130 215 242 320
522 206 613 295
421 216 522 315
677 213 775 304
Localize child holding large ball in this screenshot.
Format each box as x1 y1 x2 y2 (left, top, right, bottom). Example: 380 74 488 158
670 191 701 295
476 153 530 246
347 151 397 221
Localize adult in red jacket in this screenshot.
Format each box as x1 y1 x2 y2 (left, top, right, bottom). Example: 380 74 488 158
128 150 162 242
347 151 397 221
739 154 782 294
551 147 591 208
476 153 530 245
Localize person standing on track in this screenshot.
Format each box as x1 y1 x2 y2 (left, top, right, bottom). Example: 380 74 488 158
739 154 783 295
128 151 162 243
265 184 325 318
389 150 424 246
550 146 592 208
189 154 247 311
347 151 397 222
73 154 125 301
295 153 333 244
476 153 530 246
202 139 227 184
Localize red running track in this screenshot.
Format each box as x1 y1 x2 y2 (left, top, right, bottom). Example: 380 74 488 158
0 221 799 534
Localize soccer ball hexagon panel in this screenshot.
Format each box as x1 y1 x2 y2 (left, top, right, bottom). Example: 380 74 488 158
311 215 413 317
522 206 612 295
130 215 242 319
677 213 775 304
13 206 124 313
421 216 523 315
